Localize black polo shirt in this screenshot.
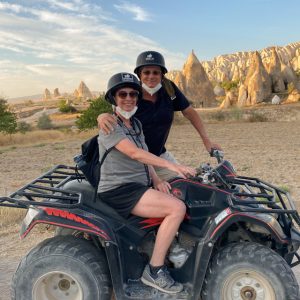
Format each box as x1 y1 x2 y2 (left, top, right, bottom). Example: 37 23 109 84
135 83 190 156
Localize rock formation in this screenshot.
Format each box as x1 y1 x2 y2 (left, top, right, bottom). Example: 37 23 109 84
73 89 79 98
214 84 225 97
43 88 51 100
267 47 285 93
220 91 237 108
77 81 93 99
172 51 217 107
202 41 300 83
53 88 60 97
238 51 272 106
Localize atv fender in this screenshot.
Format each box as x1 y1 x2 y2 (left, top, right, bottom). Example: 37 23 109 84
20 206 115 242
209 209 288 244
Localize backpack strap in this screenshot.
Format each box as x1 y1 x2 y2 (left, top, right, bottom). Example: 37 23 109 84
162 77 176 101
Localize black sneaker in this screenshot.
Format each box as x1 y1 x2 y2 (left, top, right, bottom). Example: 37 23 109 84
141 265 183 294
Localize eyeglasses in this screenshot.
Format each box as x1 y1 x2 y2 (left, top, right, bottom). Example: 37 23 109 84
116 91 139 99
141 70 162 76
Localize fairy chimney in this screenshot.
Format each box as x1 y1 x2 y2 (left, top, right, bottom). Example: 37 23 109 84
73 89 79 98
53 88 60 97
77 81 93 99
43 88 51 100
174 50 217 107
267 47 285 92
238 51 272 106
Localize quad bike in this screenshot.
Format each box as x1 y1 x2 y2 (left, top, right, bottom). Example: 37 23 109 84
1 150 300 300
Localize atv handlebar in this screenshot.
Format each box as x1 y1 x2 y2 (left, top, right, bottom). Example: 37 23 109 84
210 149 224 163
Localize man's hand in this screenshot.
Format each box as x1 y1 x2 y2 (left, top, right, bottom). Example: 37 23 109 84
97 113 117 135
203 139 222 153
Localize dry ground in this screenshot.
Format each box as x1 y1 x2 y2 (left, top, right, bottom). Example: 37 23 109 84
0 106 300 298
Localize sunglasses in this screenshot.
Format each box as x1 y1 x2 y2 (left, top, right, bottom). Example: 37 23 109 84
141 70 162 76
116 91 139 99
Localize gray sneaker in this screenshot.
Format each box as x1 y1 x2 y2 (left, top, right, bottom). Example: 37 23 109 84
141 265 183 294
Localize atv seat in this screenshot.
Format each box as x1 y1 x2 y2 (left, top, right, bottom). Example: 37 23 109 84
62 179 125 222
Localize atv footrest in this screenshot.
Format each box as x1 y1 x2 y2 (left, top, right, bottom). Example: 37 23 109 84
125 279 189 299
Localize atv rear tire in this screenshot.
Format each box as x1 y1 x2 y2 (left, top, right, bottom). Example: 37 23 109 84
11 235 112 300
201 242 299 300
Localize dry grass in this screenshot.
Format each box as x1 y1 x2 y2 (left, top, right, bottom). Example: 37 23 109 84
0 208 26 227
0 129 98 147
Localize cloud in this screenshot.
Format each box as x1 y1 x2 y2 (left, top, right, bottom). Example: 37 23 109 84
0 1 182 98
114 2 152 21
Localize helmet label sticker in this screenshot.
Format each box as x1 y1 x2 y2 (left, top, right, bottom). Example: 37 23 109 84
146 53 154 61
121 73 134 82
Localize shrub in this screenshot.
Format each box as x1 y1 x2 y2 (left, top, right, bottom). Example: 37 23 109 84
211 110 226 121
58 100 76 113
76 96 112 130
37 113 53 129
17 121 32 134
247 112 268 122
220 80 239 91
229 107 243 121
0 98 17 134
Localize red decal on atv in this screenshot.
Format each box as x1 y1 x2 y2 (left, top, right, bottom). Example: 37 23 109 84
21 220 110 240
43 207 109 239
139 218 164 229
172 188 183 198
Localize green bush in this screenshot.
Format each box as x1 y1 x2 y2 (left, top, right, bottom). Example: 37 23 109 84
37 113 53 129
58 100 76 113
0 98 17 134
17 121 32 134
76 96 112 130
220 80 239 91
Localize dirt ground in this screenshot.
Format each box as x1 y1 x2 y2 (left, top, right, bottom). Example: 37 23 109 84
0 114 300 298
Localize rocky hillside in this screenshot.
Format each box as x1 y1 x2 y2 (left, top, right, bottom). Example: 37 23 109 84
168 41 300 108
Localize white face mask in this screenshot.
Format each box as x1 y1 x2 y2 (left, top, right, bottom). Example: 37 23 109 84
142 82 162 96
115 105 138 120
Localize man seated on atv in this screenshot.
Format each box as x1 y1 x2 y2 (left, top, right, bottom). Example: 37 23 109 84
97 72 195 294
98 50 221 181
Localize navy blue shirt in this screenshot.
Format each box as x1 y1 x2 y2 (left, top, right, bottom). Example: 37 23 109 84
135 83 190 156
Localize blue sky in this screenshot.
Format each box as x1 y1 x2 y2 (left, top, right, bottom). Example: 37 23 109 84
0 0 299 98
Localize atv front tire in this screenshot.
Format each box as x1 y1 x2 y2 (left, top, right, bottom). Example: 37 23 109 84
11 235 112 300
201 242 299 300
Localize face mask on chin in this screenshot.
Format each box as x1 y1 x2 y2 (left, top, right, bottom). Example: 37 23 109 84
115 106 138 120
142 82 162 96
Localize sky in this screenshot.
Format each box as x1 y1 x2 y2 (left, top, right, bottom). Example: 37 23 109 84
0 0 299 99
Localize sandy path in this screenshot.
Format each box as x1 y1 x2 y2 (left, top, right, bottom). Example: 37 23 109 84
0 119 299 298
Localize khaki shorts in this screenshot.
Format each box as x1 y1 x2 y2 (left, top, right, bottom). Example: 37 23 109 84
154 151 180 181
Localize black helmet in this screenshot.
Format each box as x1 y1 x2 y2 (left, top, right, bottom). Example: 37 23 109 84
105 72 141 105
134 51 168 75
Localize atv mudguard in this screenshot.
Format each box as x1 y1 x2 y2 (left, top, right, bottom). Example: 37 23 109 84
209 208 289 244
20 205 115 242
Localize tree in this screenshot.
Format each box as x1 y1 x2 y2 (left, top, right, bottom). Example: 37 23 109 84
76 95 112 130
58 99 76 113
37 113 53 129
0 98 17 134
17 121 32 134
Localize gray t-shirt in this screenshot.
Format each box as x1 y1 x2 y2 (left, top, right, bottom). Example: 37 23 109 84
97 119 149 192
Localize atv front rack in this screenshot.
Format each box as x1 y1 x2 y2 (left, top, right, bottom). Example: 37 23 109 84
0 165 84 209
228 175 300 226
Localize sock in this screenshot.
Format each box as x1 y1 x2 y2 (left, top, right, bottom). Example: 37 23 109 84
149 264 164 276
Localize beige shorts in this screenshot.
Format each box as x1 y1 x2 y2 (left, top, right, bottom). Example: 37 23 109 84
154 151 179 181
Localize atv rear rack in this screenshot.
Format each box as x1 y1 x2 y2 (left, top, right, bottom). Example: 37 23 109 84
228 175 300 226
0 165 84 209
